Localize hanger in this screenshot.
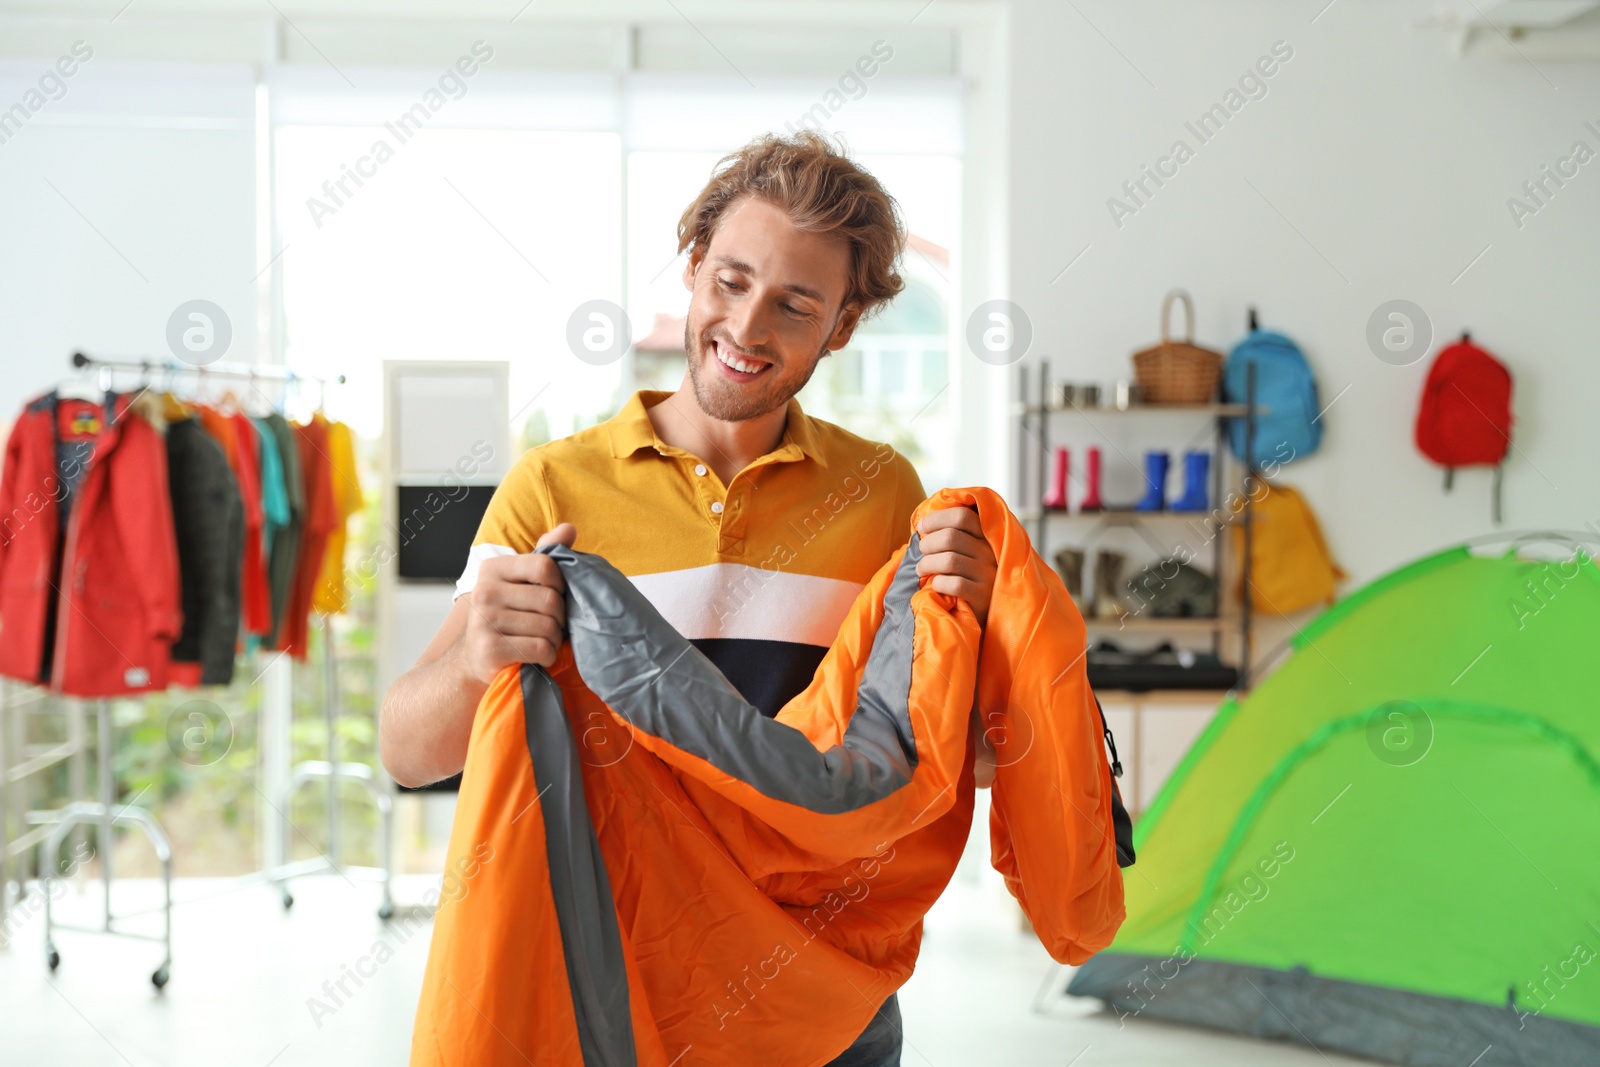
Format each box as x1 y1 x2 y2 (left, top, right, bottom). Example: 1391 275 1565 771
161 392 191 420
287 370 304 422
57 353 125 402
265 374 284 419
160 364 191 419
197 366 227 410
56 369 104 402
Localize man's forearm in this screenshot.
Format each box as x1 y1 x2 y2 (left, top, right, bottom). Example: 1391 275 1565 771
379 641 489 788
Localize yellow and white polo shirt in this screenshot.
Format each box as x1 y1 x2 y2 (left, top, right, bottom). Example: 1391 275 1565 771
456 390 927 717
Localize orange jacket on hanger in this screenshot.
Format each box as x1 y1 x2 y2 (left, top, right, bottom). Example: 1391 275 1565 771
409 487 1126 1067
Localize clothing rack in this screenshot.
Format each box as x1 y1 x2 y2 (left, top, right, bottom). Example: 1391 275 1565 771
33 697 174 988
69 350 348 408
268 612 395 922
0 686 87 949
5 353 390 993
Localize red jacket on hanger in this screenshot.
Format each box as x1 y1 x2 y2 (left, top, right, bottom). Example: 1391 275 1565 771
276 414 336 659
227 410 271 636
198 405 269 638
0 391 183 695
0 392 83 685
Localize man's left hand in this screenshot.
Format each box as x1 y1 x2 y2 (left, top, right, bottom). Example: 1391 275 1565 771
914 507 998 627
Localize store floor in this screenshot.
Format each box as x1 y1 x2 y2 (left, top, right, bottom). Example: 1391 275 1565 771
0 872 1370 1066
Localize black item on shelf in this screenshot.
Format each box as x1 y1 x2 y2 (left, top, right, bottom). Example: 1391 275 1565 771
1125 558 1218 618
1086 640 1238 693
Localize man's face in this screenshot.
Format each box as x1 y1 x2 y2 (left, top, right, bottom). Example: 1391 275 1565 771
681 196 860 422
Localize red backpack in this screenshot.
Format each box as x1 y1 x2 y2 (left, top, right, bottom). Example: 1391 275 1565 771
1414 333 1513 522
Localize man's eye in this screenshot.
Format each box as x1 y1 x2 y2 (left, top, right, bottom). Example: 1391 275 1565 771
719 277 742 292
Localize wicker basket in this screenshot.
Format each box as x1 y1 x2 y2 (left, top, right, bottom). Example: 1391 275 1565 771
1131 289 1224 404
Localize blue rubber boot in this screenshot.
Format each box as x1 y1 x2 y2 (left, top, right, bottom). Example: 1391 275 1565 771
1134 451 1169 511
1171 450 1211 512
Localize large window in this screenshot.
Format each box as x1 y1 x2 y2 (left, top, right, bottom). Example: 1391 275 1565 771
274 73 963 477
274 126 624 442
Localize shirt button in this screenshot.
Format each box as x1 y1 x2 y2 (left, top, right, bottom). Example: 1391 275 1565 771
711 501 724 515
695 464 707 476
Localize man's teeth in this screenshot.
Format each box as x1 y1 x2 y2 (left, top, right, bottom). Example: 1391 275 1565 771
716 344 768 375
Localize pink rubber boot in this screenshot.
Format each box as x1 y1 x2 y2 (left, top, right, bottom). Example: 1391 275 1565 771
1080 446 1104 512
1042 447 1069 511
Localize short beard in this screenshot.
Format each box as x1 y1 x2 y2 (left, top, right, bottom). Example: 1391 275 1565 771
682 317 830 423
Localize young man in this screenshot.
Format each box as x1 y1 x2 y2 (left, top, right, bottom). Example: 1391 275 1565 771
380 131 998 1067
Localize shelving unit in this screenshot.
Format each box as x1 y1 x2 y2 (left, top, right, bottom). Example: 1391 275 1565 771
1016 359 1260 689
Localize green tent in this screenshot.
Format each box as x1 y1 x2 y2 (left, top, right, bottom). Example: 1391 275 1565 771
1068 541 1600 1066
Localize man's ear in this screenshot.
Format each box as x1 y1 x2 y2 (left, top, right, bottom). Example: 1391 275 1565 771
827 302 865 352
681 246 704 292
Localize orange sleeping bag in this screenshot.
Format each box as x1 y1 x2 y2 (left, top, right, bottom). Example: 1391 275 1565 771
410 487 1126 1066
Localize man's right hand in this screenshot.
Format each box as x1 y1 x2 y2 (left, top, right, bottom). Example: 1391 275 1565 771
380 523 578 787
459 523 578 684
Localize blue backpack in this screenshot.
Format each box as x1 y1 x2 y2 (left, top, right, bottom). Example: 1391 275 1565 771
1224 322 1321 468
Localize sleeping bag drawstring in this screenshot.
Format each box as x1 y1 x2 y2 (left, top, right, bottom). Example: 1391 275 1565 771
1093 694 1123 778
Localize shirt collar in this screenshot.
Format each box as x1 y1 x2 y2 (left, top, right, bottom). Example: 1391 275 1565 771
606 390 828 469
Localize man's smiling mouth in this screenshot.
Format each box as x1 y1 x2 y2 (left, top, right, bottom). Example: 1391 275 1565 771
713 339 773 376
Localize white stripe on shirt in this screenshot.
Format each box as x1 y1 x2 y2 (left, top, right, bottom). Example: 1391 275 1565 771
457 546 865 647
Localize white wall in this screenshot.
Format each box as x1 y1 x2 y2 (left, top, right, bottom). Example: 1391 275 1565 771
1004 0 1600 609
